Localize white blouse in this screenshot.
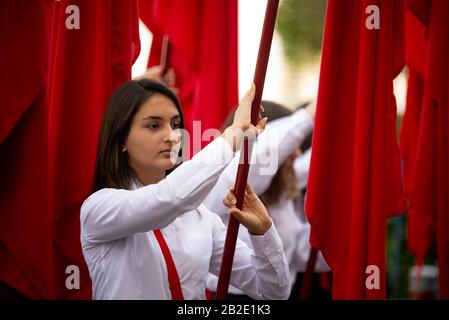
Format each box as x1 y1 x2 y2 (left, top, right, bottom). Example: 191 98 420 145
80 137 290 300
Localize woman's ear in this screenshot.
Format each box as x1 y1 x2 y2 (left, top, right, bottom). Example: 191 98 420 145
122 146 127 152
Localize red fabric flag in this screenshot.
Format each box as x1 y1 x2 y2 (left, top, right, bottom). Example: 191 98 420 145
306 0 407 299
0 0 53 298
401 3 429 265
0 1 50 144
139 0 238 155
47 0 140 298
400 9 427 198
407 0 449 299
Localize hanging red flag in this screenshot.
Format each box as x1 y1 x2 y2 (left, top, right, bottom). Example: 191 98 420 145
306 0 407 299
47 0 140 298
139 0 238 155
407 0 449 299
401 2 429 266
0 0 53 298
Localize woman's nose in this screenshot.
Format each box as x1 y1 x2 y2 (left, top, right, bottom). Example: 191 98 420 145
163 126 181 143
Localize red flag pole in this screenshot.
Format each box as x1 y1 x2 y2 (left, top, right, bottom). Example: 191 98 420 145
160 35 170 75
215 0 280 300
299 247 318 299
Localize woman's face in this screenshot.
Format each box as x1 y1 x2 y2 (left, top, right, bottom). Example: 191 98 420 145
282 149 301 174
280 149 301 198
124 93 182 175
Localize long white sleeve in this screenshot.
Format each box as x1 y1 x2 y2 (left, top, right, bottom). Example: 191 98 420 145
294 148 312 191
291 147 330 272
290 219 331 273
208 213 291 300
270 199 330 277
81 137 234 243
203 109 314 219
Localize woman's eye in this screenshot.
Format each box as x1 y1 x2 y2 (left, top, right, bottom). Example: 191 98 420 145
171 122 181 129
147 123 160 129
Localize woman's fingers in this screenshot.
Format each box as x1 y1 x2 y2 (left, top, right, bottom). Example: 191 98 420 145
242 83 256 104
245 183 255 196
224 184 256 209
223 197 231 208
246 118 267 138
223 188 237 208
238 84 255 110
146 65 163 79
229 207 246 223
255 117 268 135
305 99 317 118
163 68 176 87
230 83 255 135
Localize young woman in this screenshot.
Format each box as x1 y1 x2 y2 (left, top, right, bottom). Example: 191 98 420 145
80 79 290 299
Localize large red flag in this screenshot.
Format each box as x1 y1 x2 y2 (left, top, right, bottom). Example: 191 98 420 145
401 2 429 266
400 8 427 199
407 0 449 299
0 0 53 298
47 0 140 298
306 0 407 299
139 0 238 154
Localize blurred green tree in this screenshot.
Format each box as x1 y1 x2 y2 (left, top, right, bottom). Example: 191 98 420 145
276 0 327 68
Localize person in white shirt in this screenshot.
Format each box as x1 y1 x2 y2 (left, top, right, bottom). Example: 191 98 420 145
204 101 330 298
80 78 291 300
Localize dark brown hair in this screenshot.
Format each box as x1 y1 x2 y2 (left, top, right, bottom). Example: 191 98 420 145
220 100 293 133
295 101 313 152
91 79 184 193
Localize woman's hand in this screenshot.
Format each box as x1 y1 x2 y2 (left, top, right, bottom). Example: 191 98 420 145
134 66 179 94
223 183 272 236
305 99 317 118
223 84 268 151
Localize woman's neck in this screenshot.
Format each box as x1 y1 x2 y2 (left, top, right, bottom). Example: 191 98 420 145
135 169 165 186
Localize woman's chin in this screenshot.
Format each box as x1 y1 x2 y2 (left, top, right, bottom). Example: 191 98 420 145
159 158 176 170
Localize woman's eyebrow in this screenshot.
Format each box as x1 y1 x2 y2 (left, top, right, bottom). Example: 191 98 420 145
141 115 164 121
142 115 180 121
